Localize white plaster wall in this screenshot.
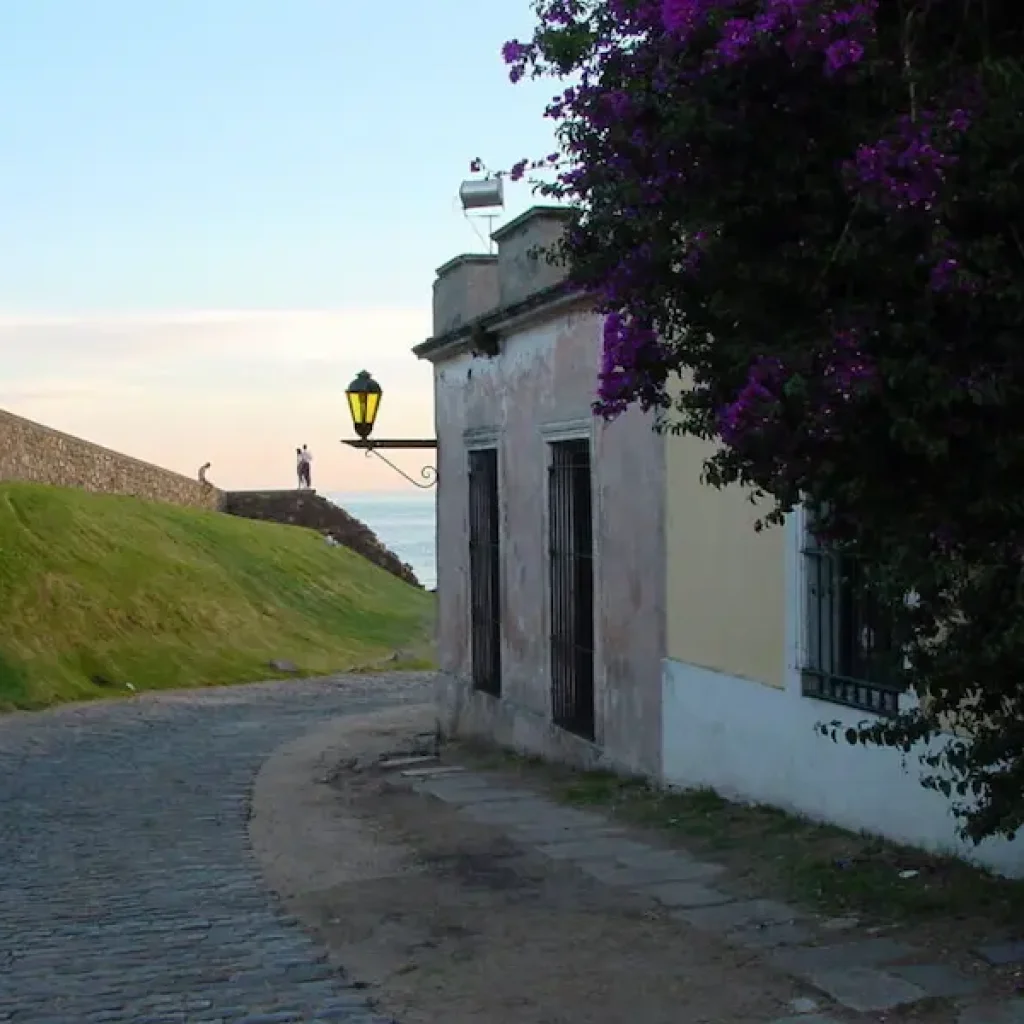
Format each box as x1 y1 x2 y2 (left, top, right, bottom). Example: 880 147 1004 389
431 304 665 777
660 509 1024 876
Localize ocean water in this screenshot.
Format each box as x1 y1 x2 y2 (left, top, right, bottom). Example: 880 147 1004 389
327 492 437 590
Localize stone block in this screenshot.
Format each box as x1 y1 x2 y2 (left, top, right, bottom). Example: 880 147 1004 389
770 937 915 975
673 899 798 933
806 966 926 1012
891 963 981 998
461 796 554 815
819 916 859 932
613 847 700 870
460 799 566 825
415 780 530 805
399 765 464 778
975 941 1024 966
506 822 623 844
236 1012 305 1023
535 837 655 863
769 1017 844 1024
378 756 438 770
558 808 619 828
506 806 620 832
788 997 821 1014
730 922 816 951
579 859 722 887
633 882 734 909
412 785 486 806
410 773 491 790
957 998 1024 1024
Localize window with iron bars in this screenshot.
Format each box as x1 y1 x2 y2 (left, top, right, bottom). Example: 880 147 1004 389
802 515 907 715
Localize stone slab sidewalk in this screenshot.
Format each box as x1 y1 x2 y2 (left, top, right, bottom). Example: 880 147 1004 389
384 760 1024 1024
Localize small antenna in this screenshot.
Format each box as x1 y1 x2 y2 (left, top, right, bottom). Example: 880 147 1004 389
458 177 504 254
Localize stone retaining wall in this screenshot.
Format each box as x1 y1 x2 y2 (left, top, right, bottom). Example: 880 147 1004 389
0 409 223 510
223 489 421 588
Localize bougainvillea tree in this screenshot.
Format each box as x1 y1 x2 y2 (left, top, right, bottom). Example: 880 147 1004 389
500 0 1024 843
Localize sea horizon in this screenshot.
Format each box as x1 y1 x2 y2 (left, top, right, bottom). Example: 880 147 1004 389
326 490 437 590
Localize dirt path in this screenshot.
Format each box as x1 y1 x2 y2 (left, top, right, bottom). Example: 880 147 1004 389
250 706 828 1024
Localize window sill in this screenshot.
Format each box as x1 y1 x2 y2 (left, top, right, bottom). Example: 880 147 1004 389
801 669 904 717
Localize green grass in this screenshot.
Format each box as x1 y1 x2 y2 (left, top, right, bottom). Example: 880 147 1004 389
554 771 1024 927
455 744 1024 936
0 482 435 710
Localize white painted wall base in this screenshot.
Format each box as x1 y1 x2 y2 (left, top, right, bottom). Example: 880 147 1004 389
661 658 1023 877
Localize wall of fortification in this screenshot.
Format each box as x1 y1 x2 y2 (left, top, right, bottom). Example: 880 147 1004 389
222 490 422 588
0 409 223 510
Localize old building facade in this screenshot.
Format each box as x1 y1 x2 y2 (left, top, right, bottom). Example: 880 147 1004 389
415 207 665 777
416 204 1022 876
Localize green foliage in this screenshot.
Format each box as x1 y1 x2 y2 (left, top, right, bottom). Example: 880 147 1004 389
510 0 1024 842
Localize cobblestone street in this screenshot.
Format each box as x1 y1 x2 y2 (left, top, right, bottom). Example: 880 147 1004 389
0 674 433 1024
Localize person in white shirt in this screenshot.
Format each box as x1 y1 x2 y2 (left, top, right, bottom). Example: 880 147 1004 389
299 444 312 489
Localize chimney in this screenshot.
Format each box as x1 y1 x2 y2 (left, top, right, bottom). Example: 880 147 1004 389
432 254 500 336
492 206 572 309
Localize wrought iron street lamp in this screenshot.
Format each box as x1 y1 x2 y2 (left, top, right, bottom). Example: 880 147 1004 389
342 370 438 489
345 369 381 440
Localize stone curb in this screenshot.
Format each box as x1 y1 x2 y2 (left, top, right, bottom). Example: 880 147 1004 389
378 756 1016 1023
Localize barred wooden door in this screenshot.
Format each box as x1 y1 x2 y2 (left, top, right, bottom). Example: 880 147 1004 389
548 439 595 739
468 448 501 695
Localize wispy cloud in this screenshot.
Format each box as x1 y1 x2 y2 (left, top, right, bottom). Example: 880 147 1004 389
0 309 436 492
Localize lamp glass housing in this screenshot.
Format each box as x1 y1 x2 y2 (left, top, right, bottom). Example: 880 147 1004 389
345 370 382 440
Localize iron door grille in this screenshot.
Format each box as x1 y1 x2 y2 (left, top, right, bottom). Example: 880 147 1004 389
468 448 501 695
548 439 595 740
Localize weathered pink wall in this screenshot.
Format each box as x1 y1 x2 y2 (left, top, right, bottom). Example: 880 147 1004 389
430 301 665 776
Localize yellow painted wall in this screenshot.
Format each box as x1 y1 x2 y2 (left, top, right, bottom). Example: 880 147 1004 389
665 430 787 688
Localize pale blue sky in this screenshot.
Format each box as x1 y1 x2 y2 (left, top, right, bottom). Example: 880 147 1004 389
0 1 558 489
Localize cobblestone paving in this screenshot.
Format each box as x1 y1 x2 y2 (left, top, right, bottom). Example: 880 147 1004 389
0 673 433 1024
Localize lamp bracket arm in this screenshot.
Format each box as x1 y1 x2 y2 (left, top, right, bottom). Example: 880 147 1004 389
363 446 438 489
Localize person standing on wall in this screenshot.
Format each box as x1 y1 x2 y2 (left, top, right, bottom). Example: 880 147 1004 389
300 444 313 489
295 447 306 489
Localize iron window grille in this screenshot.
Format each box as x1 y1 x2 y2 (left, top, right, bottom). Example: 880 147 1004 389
802 521 907 716
468 447 501 696
548 438 596 740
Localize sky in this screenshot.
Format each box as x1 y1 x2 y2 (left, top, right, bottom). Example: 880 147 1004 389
0 0 560 491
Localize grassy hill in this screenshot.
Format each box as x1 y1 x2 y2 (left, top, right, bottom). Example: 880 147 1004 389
0 483 435 710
